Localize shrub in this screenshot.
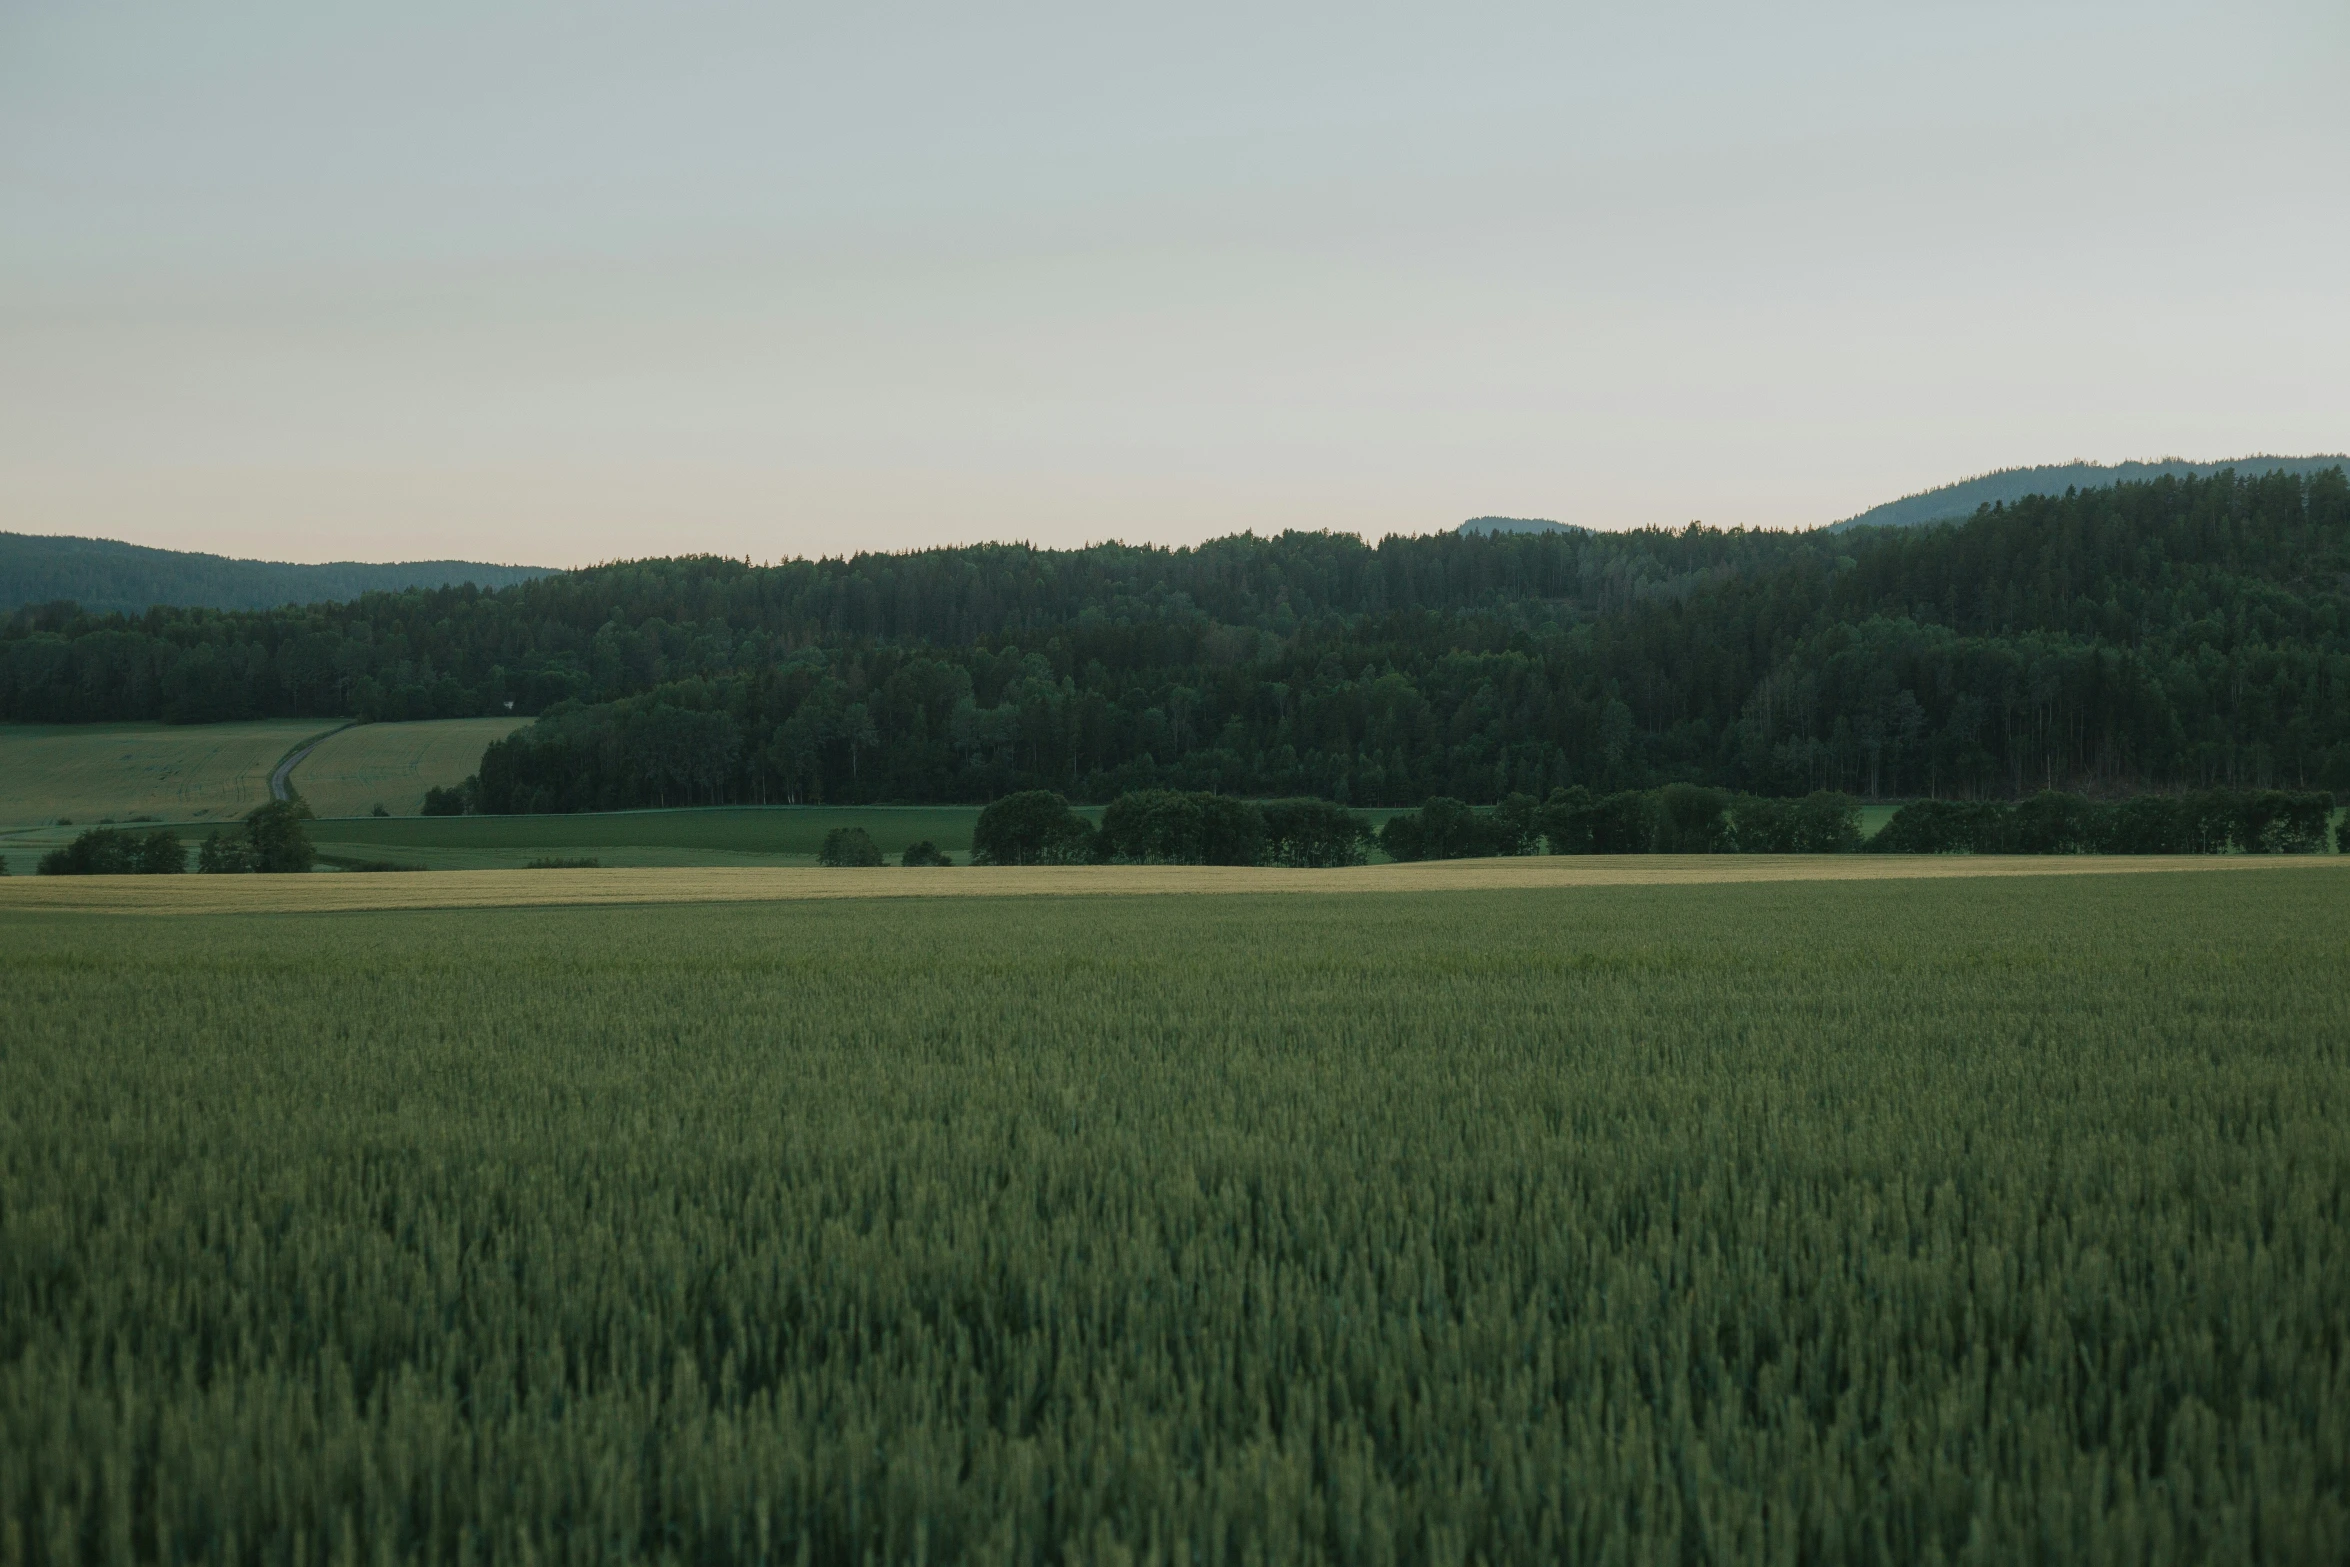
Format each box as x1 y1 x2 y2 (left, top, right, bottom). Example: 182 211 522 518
38 827 185 875
971 792 1097 866
1257 800 1370 868
1535 786 1596 853
2094 794 2187 854
1487 793 1542 856
371 803 391 817
137 831 187 874
244 800 317 874
817 828 885 868
1654 784 1734 853
422 781 475 816
1098 791 1265 865
1584 791 1660 854
2235 790 2333 853
901 841 953 867
1866 799 2006 853
1378 798 1490 862
523 858 600 870
1995 792 2102 854
198 830 260 873
199 801 315 874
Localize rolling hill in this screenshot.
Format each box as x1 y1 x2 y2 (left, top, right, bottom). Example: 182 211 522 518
1829 454 2350 531
0 532 555 615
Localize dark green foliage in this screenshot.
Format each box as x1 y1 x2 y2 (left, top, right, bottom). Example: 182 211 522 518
521 857 599 870
816 826 885 867
370 803 391 817
2001 790 2105 854
196 829 259 873
11 470 2350 806
35 826 184 875
970 790 1096 866
0 531 552 615
420 781 473 815
244 799 316 873
1580 789 1663 854
2235 790 2335 853
2099 794 2193 854
1257 798 1370 867
1487 791 1543 855
899 840 953 867
1543 786 1862 854
1726 791 1863 852
1546 786 1860 854
1653 783 1735 853
198 799 316 873
1096 790 1266 865
2 877 2347 1561
1867 789 2337 854
1378 797 1490 861
1868 798 2007 853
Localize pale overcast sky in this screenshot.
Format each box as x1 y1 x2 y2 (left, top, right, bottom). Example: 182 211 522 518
3 1 2344 566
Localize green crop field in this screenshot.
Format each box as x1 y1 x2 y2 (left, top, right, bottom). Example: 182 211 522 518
289 717 530 818
0 719 330 833
4 874 2345 1563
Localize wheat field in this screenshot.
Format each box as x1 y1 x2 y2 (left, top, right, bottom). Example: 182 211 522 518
0 848 2341 915
3 873 2345 1562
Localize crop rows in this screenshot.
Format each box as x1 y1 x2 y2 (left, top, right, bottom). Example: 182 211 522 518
2 876 2346 1563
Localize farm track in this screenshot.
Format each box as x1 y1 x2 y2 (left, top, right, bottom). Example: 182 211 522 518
5 851 2343 915
268 721 357 802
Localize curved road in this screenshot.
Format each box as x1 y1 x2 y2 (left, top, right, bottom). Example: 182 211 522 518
269 722 356 803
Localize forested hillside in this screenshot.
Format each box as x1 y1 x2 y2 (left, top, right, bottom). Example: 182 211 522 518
5 468 2347 806
1829 454 2349 531
0 532 553 615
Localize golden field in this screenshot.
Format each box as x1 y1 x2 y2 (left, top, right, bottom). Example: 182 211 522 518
3 850 2341 915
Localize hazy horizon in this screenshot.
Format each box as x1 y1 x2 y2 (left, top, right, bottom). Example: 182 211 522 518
5 1 2344 570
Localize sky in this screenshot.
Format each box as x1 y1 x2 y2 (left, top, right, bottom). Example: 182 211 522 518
3 1 2346 568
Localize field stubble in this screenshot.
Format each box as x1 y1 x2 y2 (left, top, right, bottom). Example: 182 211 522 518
2 875 2346 1563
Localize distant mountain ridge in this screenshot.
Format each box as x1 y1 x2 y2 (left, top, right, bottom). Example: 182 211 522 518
1830 455 2349 532
0 532 555 615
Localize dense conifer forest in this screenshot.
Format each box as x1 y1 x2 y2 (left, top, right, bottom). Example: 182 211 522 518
5 467 2347 806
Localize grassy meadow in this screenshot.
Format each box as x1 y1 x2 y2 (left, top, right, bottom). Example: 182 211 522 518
0 720 326 831
286 717 529 817
4 873 2346 1563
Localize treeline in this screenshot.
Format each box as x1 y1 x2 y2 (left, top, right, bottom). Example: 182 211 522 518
36 803 316 875
969 792 1372 867
972 783 2345 866
9 468 2350 804
1866 788 2335 854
